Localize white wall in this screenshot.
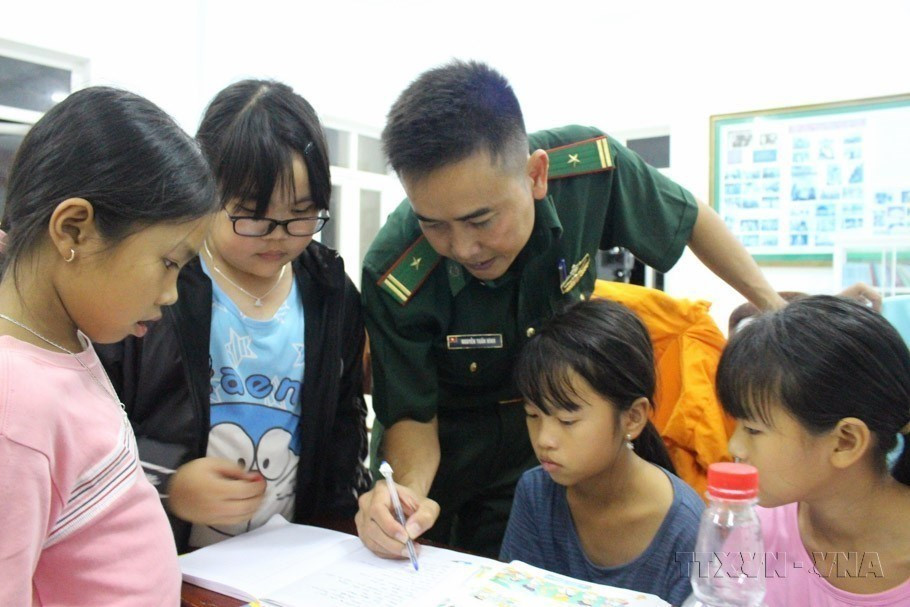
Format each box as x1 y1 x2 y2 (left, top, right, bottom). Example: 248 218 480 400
6 0 908 330
2 1 209 130
631 0 910 331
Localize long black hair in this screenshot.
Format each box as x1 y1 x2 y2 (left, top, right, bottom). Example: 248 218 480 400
717 295 910 485
1 86 216 280
196 79 331 215
515 298 675 472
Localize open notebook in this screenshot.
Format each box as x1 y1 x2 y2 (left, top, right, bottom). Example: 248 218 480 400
180 515 669 607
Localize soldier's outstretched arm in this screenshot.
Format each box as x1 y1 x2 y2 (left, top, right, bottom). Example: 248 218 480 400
688 199 787 312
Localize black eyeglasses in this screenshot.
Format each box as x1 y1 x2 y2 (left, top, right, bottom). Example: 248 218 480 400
226 212 330 237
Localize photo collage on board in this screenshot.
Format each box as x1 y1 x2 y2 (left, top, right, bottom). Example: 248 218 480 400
719 117 880 253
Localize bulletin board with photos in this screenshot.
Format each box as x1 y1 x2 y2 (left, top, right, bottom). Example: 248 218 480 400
709 94 910 264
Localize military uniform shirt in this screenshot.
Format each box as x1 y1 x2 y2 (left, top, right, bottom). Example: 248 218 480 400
362 124 698 430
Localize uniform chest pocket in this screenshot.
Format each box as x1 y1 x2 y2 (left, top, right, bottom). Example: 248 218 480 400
435 334 515 390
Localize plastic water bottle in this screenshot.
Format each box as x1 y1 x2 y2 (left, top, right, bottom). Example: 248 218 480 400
682 462 766 607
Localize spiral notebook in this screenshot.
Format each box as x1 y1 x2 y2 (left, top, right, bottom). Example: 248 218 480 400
180 515 669 607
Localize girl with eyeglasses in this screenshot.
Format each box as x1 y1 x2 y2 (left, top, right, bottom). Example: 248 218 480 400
98 80 370 551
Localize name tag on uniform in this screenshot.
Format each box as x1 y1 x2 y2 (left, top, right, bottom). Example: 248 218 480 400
447 334 504 350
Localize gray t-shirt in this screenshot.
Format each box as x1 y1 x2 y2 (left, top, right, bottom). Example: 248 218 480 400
499 466 703 606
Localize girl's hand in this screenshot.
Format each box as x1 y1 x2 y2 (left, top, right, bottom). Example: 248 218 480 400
167 457 266 525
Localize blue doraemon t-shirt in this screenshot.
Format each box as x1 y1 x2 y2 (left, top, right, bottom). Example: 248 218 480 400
190 260 305 548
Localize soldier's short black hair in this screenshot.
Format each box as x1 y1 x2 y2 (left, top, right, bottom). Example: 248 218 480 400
382 60 528 181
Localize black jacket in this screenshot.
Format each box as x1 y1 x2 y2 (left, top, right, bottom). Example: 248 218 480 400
97 242 371 551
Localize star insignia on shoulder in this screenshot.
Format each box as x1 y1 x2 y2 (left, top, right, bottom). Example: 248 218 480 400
410 256 422 270
567 153 581 166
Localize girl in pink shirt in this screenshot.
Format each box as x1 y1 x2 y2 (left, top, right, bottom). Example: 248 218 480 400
0 87 217 605
717 296 910 606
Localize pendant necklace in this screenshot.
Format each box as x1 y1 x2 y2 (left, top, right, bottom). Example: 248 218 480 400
0 313 126 416
203 241 287 307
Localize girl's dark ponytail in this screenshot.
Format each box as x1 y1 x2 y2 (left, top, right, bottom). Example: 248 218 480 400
634 420 676 475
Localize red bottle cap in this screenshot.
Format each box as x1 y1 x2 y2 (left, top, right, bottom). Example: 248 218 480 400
707 462 759 500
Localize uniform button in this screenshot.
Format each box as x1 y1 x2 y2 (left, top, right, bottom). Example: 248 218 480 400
469 362 478 373
526 327 536 337
579 293 586 301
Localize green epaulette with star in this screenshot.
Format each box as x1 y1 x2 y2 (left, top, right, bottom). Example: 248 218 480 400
377 235 441 305
546 135 614 179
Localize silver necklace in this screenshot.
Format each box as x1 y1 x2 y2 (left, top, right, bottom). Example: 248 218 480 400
204 241 287 307
0 313 126 415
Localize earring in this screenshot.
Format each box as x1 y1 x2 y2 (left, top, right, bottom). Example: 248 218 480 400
625 433 635 451
64 248 76 263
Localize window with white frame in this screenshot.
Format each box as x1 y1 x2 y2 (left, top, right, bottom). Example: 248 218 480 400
0 39 88 212
319 123 404 289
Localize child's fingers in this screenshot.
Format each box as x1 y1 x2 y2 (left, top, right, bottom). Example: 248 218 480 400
208 494 264 525
209 459 255 479
220 476 266 501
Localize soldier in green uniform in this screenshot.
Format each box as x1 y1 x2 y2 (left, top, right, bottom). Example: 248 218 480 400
354 61 786 558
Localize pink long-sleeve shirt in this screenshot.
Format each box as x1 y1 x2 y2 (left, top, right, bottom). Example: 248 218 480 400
0 335 179 605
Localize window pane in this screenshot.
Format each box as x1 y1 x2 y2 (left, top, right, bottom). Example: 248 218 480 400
324 127 350 168
357 135 388 174
0 56 71 113
626 135 670 169
321 185 340 249
359 189 381 268
0 129 26 215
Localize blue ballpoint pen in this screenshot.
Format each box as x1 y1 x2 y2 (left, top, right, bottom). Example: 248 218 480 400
379 460 419 571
